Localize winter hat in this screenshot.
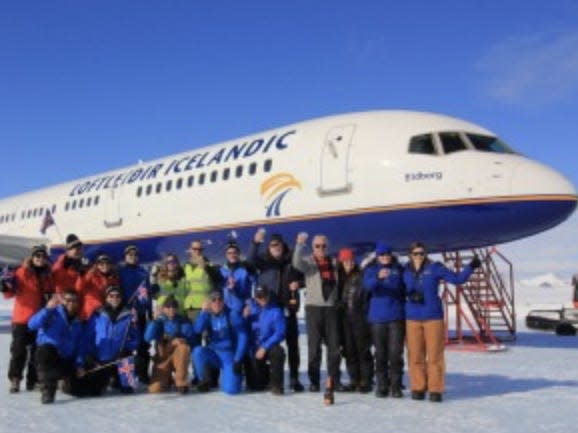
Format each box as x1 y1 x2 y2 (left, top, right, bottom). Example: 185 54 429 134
225 241 240 252
105 285 122 297
31 244 48 256
254 286 270 299
96 253 112 263
375 241 392 256
163 295 179 309
66 234 83 250
338 248 355 262
124 245 138 255
269 233 284 245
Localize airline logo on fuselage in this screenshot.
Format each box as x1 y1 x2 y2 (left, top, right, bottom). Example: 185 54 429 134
260 173 302 217
68 130 297 197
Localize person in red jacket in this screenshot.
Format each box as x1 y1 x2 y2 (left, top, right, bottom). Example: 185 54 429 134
76 253 120 320
2 245 54 393
52 234 88 295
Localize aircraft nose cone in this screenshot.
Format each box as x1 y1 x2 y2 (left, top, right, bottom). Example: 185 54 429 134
512 159 577 197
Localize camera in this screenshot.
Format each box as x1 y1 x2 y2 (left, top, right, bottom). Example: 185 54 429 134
407 291 425 304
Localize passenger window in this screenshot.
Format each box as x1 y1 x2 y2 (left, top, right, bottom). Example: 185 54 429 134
210 171 218 183
79 198 84 209
94 196 100 206
223 168 230 181
166 180 173 192
236 165 243 178
249 162 257 175
146 185 152 196
264 159 273 172
71 201 77 210
51 205 56 214
136 186 143 197
439 132 467 154
176 178 183 189
65 203 70 212
199 173 206 185
187 175 194 187
87 197 92 207
408 134 436 155
156 182 162 194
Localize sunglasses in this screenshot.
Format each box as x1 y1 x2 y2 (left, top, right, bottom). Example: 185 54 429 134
33 253 47 259
107 293 122 298
269 242 281 248
63 297 78 304
411 251 426 257
314 244 327 249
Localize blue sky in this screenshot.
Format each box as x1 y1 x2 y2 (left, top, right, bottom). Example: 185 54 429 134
1 1 577 276
2 1 578 198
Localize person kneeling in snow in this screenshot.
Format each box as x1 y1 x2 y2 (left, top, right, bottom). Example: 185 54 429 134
144 295 193 394
243 286 286 395
28 289 86 404
192 290 248 395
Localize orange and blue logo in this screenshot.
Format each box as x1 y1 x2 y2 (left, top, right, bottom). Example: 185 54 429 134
260 173 302 217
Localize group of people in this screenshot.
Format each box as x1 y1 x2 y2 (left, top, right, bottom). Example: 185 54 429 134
1 229 481 404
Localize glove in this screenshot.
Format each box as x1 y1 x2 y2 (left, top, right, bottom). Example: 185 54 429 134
233 361 243 376
469 256 481 270
407 291 424 304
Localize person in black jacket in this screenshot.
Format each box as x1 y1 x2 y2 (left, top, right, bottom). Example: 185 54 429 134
337 248 374 393
247 229 305 392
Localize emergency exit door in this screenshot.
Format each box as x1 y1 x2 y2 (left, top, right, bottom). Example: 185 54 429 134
318 124 355 195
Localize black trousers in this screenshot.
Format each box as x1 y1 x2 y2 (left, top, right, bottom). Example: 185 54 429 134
285 312 300 381
134 313 151 381
305 305 340 386
342 313 374 386
35 345 84 396
8 324 37 386
372 320 405 391
245 345 286 391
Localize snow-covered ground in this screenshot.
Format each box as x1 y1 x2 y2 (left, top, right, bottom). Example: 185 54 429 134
1 274 578 433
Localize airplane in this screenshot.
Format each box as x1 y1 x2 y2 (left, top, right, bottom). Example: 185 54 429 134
0 110 576 265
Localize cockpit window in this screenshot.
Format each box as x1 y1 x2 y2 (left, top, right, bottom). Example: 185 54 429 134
439 132 468 154
466 134 515 154
408 134 436 155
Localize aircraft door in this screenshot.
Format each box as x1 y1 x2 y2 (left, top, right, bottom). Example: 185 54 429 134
103 186 123 228
318 124 356 195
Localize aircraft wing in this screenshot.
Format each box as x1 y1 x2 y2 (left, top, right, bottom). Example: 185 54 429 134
0 234 49 265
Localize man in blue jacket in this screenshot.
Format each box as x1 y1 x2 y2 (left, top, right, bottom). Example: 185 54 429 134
220 241 255 314
83 285 140 395
193 290 248 395
28 289 85 404
118 244 152 384
144 295 193 394
363 242 406 398
246 230 305 392
244 286 286 395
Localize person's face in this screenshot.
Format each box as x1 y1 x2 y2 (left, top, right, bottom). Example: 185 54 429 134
106 291 122 308
125 251 139 265
312 236 328 258
210 295 224 314
189 242 204 259
342 259 355 273
31 252 48 267
97 260 112 273
410 248 426 265
268 241 283 259
377 253 392 265
165 257 179 271
66 245 82 259
163 305 177 319
62 294 79 315
226 248 240 263
255 296 267 307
